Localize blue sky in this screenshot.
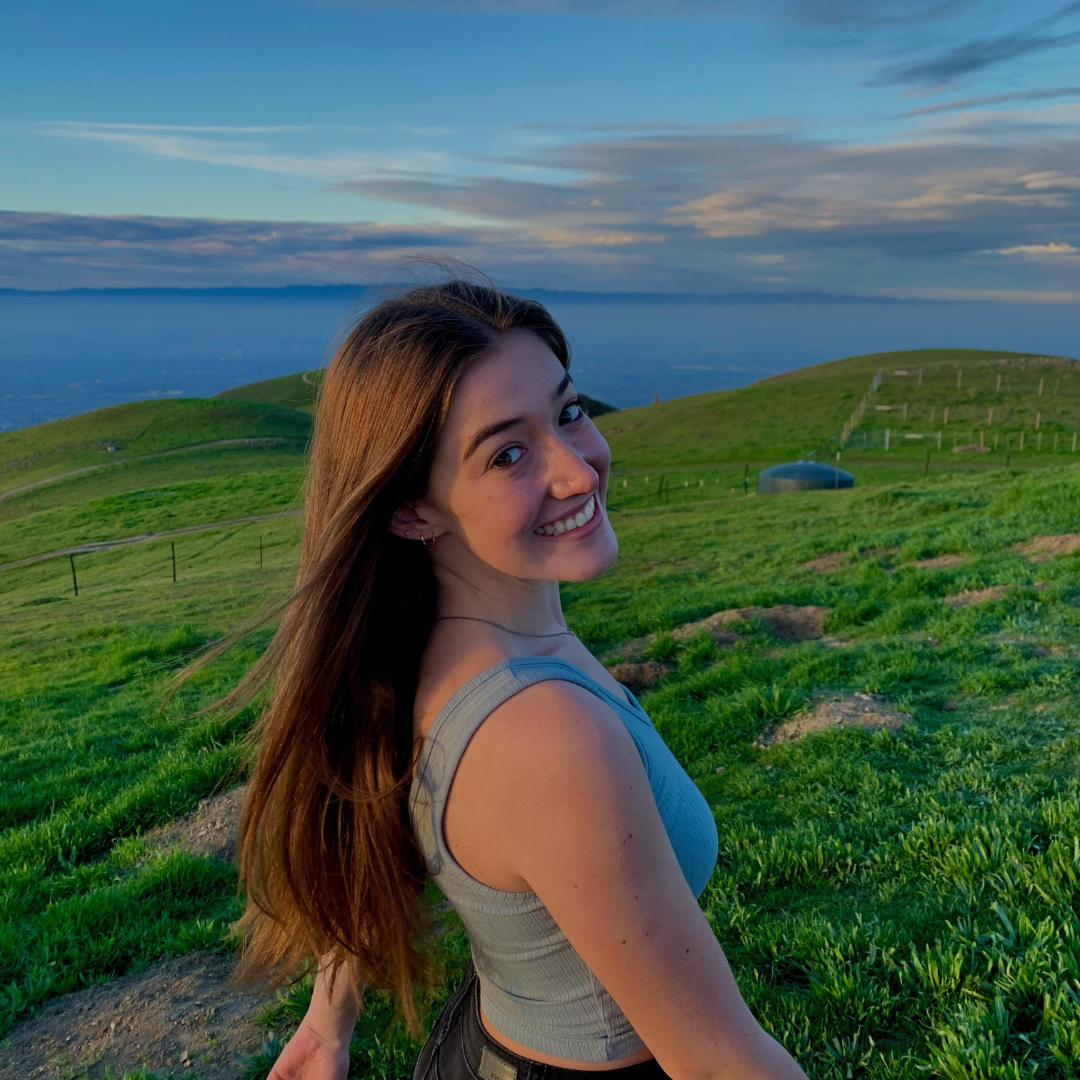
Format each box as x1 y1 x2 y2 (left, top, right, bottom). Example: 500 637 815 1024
2 0 1079 296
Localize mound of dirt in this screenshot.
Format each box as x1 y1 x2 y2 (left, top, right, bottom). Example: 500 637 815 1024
1016 534 1080 562
676 605 829 644
945 585 1011 608
755 693 912 749
800 551 848 573
911 554 967 570
608 661 674 694
145 785 248 863
0 952 273 1080
800 549 894 574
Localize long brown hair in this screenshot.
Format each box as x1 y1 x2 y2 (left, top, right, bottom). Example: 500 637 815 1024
224 279 569 1033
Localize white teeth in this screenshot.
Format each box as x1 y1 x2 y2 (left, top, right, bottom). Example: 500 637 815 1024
535 495 598 537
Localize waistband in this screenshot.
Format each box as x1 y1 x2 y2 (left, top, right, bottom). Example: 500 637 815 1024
461 969 668 1080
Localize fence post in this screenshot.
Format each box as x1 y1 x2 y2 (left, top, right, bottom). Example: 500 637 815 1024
743 463 749 495
885 428 890 451
171 541 177 583
924 448 931 476
260 536 264 569
937 431 942 450
1020 432 1025 451
69 553 78 597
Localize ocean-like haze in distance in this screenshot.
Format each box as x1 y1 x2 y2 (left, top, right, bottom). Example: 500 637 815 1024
1 288 1078 432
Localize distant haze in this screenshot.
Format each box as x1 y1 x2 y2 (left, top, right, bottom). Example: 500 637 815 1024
1 287 1077 431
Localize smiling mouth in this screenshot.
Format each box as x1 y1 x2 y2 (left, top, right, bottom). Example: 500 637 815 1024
534 494 597 536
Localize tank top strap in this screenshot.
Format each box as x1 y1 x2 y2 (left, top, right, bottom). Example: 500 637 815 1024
409 656 648 883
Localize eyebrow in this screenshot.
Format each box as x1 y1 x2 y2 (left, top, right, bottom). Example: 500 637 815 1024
462 371 575 462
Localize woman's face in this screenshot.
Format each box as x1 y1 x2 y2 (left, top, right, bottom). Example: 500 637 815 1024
403 329 618 583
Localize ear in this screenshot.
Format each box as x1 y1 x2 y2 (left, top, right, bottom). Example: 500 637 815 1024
388 502 434 540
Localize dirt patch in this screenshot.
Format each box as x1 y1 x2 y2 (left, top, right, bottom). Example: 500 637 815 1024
145 785 248 863
755 693 912 749
0 952 274 1080
800 551 848 573
608 661 675 694
677 605 830 644
945 585 1011 608
1016 534 1080 563
910 554 967 570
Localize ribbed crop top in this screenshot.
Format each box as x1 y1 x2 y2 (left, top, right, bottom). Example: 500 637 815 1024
408 656 719 1062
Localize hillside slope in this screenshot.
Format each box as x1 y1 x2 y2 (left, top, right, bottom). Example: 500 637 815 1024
214 371 321 413
596 347 1078 469
0 398 311 495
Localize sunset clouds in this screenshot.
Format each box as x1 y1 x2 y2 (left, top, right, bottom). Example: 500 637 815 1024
3 0 1079 297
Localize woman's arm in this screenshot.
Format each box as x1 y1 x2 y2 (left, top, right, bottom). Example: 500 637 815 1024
449 680 808 1080
267 956 362 1080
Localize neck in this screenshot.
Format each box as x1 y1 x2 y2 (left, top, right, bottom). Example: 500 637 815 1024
431 548 566 636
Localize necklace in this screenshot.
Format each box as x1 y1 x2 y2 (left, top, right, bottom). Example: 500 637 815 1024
435 615 576 639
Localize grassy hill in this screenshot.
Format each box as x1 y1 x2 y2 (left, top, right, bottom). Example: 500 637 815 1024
596 347 1080 470
0 398 311 497
215 370 322 413
6 347 1080 1077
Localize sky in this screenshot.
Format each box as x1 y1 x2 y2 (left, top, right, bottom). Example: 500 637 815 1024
2 0 1079 298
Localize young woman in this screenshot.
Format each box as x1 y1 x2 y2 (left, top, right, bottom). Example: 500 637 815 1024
231 279 807 1080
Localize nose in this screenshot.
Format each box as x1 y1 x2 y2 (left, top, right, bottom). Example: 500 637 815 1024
547 432 599 502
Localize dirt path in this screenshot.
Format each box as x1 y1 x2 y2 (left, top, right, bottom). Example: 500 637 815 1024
0 509 304 572
0 437 306 504
0 952 273 1080
0 786 268 1079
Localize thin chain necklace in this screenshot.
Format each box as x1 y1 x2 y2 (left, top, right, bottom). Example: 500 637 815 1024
435 615 576 639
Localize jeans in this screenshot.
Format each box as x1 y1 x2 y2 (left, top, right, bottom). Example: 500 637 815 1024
412 963 671 1080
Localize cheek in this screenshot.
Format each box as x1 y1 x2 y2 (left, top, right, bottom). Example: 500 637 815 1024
450 478 543 541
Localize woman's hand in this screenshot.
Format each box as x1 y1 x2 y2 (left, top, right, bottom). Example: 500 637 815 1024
267 1014 351 1080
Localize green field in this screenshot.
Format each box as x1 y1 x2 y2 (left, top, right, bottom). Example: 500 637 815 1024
4 349 1080 1078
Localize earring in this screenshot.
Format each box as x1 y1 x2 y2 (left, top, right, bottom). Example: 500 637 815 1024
431 534 438 549
405 530 412 536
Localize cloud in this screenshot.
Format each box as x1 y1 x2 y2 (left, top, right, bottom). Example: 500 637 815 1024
41 122 447 183
869 1 1080 88
897 86 1080 117
982 241 1079 257
7 115 1080 297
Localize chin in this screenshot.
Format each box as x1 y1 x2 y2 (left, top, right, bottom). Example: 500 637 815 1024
551 529 619 583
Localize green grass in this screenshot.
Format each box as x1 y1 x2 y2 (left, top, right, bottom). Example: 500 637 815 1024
0 398 310 496
595 348 1078 470
6 351 1080 1078
215 370 322 414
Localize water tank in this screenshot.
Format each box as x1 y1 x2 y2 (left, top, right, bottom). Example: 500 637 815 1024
758 460 854 494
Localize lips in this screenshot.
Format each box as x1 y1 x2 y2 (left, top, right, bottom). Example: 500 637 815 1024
534 494 597 536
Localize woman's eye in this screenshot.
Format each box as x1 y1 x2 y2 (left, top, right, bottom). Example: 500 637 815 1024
491 445 525 469
559 401 585 425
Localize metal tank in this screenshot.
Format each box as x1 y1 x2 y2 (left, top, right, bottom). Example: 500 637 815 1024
758 460 854 494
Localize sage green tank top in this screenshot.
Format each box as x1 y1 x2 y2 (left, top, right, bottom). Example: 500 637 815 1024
408 657 718 1062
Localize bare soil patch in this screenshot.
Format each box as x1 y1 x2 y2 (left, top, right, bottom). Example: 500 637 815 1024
945 585 1011 608
1016 534 1080 562
755 693 912 749
604 604 831 662
800 551 848 573
0 952 273 1080
910 554 967 570
609 661 675 694
144 785 248 863
677 605 829 644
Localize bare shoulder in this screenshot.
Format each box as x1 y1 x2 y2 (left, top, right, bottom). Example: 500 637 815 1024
462 676 639 792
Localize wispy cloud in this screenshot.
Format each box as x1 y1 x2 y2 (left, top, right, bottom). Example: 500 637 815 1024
897 86 1080 117
41 122 448 183
981 241 1079 257
869 1 1080 88
9 113 1080 298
